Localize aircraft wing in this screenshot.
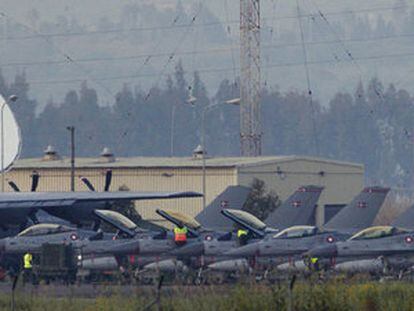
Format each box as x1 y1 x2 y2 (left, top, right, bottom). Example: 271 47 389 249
0 191 202 208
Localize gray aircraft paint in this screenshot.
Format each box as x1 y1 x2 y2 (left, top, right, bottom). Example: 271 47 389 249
324 187 390 233
0 190 202 228
224 186 390 260
195 186 251 231
264 185 323 229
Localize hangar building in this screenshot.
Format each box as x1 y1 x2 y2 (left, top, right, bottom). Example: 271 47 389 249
7 147 364 227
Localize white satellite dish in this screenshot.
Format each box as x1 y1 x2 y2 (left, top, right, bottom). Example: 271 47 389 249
0 94 21 173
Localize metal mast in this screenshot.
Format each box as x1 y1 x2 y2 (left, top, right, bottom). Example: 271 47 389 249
240 0 261 156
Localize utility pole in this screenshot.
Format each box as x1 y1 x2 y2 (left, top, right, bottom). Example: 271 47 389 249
66 126 75 192
240 0 262 157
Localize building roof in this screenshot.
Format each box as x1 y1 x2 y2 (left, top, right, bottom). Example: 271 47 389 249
12 155 363 170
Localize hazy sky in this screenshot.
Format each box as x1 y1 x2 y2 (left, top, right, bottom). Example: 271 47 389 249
2 0 404 24
0 0 412 108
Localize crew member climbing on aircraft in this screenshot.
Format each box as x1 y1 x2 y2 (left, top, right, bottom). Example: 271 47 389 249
174 224 188 246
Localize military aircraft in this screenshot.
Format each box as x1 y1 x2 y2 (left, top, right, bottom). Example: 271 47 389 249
0 179 202 233
73 184 322 279
0 209 168 275
221 186 390 272
155 185 324 277
305 226 414 275
195 185 251 230
0 185 251 279
0 190 201 230
0 223 102 255
91 184 322 283
172 184 322 236
0 169 202 230
304 202 414 275
0 222 107 273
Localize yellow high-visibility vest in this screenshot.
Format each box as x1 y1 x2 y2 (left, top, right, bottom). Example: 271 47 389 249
310 257 319 264
24 253 33 269
237 229 248 238
174 227 188 242
174 227 188 235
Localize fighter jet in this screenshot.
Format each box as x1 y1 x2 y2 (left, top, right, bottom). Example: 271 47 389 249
161 185 324 273
192 184 321 233
0 223 102 255
38 186 250 276
0 169 201 230
0 208 171 273
222 186 390 272
219 185 324 238
73 185 324 276
305 226 414 274
0 222 107 272
0 190 201 232
304 202 414 274
75 209 207 276
195 185 251 230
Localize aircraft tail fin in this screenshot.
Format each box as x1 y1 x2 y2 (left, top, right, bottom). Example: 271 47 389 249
324 186 389 232
264 185 323 229
195 185 251 230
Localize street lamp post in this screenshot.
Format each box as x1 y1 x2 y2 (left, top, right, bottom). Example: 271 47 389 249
170 103 176 157
201 99 240 210
171 94 197 157
66 126 75 192
1 95 18 192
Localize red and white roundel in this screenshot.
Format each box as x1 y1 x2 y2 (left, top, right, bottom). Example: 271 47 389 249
326 236 335 243
357 201 368 208
220 200 229 208
405 236 413 244
70 233 78 241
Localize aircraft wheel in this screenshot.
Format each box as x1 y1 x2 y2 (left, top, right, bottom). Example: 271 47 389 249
207 272 224 285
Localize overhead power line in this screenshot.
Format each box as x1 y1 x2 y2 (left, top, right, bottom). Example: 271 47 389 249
0 4 412 41
296 0 320 156
2 31 414 69
25 50 414 86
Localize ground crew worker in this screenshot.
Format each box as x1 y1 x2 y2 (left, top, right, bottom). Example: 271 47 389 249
310 257 319 271
174 224 188 246
237 229 249 246
23 252 33 284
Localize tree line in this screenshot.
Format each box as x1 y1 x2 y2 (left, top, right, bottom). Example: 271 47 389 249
0 62 413 188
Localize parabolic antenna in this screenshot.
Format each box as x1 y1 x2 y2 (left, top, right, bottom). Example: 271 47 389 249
0 94 21 173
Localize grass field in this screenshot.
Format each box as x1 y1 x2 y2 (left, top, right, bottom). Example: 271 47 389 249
4 277 414 310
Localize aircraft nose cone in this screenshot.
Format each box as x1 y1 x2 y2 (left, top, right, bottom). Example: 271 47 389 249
305 244 337 259
225 243 259 257
170 241 204 257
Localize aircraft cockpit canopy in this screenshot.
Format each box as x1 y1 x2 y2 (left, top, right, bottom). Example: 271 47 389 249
94 210 138 231
224 209 267 231
348 226 409 241
18 223 74 237
273 226 318 239
161 210 201 230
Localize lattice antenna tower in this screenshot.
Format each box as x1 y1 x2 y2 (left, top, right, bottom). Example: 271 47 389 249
240 0 261 156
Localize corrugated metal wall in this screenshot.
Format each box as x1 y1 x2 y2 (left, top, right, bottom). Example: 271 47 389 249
237 159 364 227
